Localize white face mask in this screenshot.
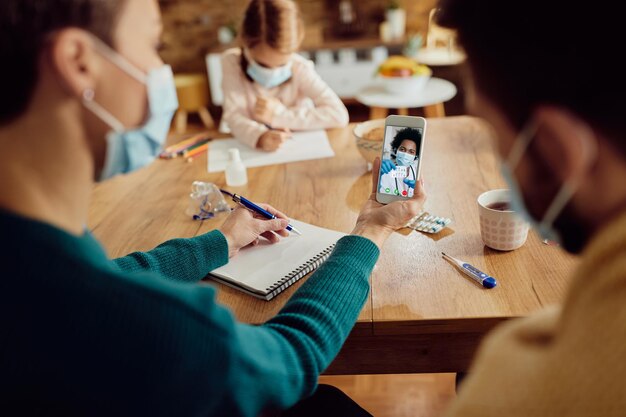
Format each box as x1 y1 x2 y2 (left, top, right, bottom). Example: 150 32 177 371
81 36 179 181
395 151 416 167
500 121 577 244
244 49 293 89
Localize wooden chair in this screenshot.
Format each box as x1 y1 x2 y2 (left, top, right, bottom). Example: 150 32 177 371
426 8 458 50
174 73 216 134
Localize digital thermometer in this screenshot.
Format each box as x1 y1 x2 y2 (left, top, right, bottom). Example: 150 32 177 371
442 252 497 289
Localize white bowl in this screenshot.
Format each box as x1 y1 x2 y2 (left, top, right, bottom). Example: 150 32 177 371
377 74 431 94
353 119 386 170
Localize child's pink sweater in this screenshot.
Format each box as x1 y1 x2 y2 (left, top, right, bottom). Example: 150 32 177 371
221 48 349 148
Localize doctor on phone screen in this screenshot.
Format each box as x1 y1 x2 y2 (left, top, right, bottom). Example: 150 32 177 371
379 127 422 198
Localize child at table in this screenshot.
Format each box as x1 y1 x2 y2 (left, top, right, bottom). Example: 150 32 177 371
221 0 349 152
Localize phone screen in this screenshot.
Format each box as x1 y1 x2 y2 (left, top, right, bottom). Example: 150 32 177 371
378 125 423 198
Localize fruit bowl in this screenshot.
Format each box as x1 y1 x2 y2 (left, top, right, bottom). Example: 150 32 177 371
376 55 432 94
353 118 386 170
377 73 431 94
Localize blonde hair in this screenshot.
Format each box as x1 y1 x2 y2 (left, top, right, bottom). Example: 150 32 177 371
241 0 305 54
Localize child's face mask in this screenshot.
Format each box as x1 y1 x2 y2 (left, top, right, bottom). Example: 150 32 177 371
245 49 293 89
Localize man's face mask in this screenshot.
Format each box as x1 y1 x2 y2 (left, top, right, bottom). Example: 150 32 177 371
81 36 179 181
500 121 578 245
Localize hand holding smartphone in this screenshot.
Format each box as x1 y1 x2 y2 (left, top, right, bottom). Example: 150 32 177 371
376 115 427 204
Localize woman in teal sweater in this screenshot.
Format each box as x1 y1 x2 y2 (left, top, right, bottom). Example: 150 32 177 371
0 0 426 415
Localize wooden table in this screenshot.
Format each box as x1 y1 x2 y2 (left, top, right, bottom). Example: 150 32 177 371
88 116 577 374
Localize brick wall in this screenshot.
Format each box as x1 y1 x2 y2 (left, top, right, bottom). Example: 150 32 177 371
159 0 438 73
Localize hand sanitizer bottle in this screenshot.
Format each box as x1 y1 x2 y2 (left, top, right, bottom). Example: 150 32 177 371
225 148 248 186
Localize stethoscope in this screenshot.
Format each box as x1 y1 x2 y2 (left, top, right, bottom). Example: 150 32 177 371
391 153 417 193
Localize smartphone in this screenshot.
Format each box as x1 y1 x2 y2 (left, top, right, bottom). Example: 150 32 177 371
375 115 427 204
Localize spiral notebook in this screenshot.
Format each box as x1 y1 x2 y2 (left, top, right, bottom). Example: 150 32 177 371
208 220 345 301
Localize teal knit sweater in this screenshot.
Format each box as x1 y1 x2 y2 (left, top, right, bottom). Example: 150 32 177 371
0 209 379 416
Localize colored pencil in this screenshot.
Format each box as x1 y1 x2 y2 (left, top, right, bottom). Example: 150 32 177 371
183 143 209 159
171 137 208 154
160 133 211 159
163 135 202 153
178 139 210 157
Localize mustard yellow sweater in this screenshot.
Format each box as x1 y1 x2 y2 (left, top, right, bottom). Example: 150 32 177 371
446 211 626 416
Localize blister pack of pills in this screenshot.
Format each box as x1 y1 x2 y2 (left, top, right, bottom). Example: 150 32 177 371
405 212 452 234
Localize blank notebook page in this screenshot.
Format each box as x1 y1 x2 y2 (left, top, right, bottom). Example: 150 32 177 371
207 130 335 173
208 220 346 300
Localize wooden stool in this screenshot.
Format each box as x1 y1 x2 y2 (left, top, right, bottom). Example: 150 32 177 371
370 102 446 119
174 73 215 133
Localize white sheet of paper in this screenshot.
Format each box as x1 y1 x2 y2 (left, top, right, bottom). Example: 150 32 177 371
207 130 335 173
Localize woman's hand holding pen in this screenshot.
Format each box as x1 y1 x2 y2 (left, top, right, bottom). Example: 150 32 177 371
351 158 427 249
219 204 290 258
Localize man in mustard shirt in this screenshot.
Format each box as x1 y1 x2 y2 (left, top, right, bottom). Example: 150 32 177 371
437 0 626 415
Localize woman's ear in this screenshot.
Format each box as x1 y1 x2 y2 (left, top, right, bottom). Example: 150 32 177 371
532 106 598 185
47 29 101 99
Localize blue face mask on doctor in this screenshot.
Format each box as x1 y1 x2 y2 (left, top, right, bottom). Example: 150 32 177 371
395 151 416 167
245 49 293 89
81 36 179 181
500 121 578 245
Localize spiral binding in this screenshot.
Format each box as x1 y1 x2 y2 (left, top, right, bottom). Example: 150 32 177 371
265 245 336 297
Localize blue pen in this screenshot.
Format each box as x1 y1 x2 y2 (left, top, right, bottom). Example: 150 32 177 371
442 252 497 289
220 189 302 235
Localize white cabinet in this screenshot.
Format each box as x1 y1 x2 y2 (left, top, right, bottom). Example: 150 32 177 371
312 46 389 99
314 62 378 99
206 44 397 106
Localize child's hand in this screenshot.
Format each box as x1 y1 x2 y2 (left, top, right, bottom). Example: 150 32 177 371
254 96 282 126
257 129 292 152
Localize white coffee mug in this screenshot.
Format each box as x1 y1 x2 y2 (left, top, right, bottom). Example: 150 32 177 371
477 189 529 251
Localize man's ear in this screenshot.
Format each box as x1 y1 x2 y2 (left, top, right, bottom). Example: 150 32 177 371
47 29 101 99
532 106 598 185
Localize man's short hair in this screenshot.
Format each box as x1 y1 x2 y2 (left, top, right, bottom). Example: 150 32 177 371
437 0 625 155
0 0 125 125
